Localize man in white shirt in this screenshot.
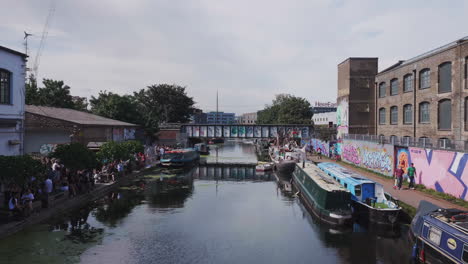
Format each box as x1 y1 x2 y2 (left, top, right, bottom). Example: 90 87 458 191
42 177 53 208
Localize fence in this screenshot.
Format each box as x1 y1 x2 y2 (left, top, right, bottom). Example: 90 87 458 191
343 134 468 152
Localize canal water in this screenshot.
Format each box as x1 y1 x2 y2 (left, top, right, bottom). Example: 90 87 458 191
0 141 413 264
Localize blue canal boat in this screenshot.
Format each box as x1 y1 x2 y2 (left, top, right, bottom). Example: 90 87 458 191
411 200 468 264
292 163 353 226
317 163 401 225
160 149 200 167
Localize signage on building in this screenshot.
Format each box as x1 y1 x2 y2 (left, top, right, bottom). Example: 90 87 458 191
314 102 337 107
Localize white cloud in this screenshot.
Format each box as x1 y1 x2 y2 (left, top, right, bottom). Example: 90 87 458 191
1 0 467 114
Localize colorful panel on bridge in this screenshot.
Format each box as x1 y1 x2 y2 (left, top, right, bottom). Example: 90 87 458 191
183 125 313 138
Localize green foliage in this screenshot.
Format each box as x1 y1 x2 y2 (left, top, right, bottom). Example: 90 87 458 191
97 140 143 163
257 94 312 124
0 155 46 186
50 143 97 171
90 91 142 126
26 75 88 111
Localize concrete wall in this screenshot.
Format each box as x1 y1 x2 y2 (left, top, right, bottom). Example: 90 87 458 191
24 129 71 154
341 139 394 176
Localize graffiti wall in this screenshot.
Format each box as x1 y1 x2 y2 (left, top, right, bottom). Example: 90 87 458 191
409 147 468 200
336 98 348 139
396 147 410 174
310 139 330 157
341 139 394 176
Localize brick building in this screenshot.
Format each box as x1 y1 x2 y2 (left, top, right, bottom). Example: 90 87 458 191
337 58 378 137
375 36 468 149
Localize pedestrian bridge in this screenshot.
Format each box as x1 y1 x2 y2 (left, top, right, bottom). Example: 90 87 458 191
181 124 313 139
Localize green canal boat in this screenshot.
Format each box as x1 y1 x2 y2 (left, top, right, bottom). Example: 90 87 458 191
292 163 353 226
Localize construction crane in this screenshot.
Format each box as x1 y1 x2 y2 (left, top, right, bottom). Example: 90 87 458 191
32 0 57 79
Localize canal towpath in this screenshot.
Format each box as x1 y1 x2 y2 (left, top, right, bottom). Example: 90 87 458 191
308 154 467 211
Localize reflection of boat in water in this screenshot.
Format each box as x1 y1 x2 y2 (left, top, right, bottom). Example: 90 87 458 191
411 200 468 264
160 149 200 167
292 163 353 226
194 143 210 155
318 163 401 226
194 165 274 181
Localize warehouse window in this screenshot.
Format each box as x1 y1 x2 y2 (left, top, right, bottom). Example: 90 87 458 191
438 62 452 93
438 99 451 130
403 74 413 92
379 82 386 98
419 68 431 89
0 69 11 104
390 106 398 124
390 78 399 95
379 108 386 124
403 104 413 124
419 102 430 123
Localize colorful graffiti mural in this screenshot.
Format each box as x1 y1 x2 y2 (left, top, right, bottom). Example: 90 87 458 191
341 139 394 176
396 147 410 174
310 139 330 157
409 147 468 200
336 98 348 139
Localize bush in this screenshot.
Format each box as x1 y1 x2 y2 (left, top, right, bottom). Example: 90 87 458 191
97 140 143 163
50 143 97 171
0 155 46 187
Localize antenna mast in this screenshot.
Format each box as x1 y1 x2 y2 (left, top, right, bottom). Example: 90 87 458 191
216 90 219 124
33 0 56 79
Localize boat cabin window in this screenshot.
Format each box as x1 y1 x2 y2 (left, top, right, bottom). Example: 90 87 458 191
463 245 468 263
344 183 348 188
355 185 362 197
427 227 442 246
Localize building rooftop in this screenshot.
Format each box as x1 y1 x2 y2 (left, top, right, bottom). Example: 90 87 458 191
0 46 28 58
26 105 138 127
378 36 468 75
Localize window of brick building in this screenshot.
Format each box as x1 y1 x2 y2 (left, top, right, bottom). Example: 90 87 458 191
438 62 452 93
419 102 430 123
418 137 430 148
403 104 412 124
379 82 386 98
438 99 451 130
403 74 413 92
390 135 398 144
419 68 430 89
390 106 398 125
379 108 386 124
402 136 411 146
390 78 399 95
0 69 11 104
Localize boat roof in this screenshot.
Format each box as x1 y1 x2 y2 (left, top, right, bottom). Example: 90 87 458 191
166 148 194 153
425 210 468 236
318 163 375 186
298 163 349 193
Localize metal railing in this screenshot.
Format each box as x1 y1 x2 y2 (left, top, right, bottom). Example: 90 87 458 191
343 134 468 152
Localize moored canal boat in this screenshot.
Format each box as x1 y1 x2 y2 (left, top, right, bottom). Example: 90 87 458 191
160 149 200 167
194 143 210 155
317 162 401 225
270 147 301 175
292 162 353 226
411 201 468 264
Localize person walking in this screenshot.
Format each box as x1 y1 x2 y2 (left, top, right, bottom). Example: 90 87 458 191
407 163 416 190
394 166 404 190
317 148 322 160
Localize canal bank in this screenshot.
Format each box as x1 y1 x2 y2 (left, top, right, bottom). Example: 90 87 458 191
0 163 160 240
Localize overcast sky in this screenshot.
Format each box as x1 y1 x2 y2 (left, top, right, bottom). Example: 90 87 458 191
2 0 468 114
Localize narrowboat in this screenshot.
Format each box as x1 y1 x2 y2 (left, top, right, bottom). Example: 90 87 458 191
194 143 210 155
160 149 200 167
292 162 353 226
317 162 401 225
270 147 301 175
255 162 273 172
411 200 468 264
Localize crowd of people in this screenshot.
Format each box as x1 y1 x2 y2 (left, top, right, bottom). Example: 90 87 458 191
2 150 152 220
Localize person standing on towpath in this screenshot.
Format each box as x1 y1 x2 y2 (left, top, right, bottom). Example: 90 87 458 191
394 166 404 190
407 163 416 190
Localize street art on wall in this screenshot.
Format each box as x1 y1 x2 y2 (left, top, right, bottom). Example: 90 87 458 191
200 126 207 137
262 127 269 138
238 126 246 137
246 126 254 137
215 126 222 137
194 126 200 137
186 126 193 137
124 128 136 140
231 126 238 137
207 126 214 137
254 126 261 137
396 147 410 174
310 139 330 157
223 126 230 137
270 127 278 138
409 147 468 200
336 98 348 139
341 139 394 176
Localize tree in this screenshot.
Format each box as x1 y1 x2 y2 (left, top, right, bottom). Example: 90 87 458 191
25 75 88 111
97 140 144 163
133 84 195 124
257 94 312 124
90 91 142 125
50 143 97 171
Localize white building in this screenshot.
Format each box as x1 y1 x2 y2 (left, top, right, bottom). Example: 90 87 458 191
312 112 336 126
238 112 257 124
0 46 27 155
